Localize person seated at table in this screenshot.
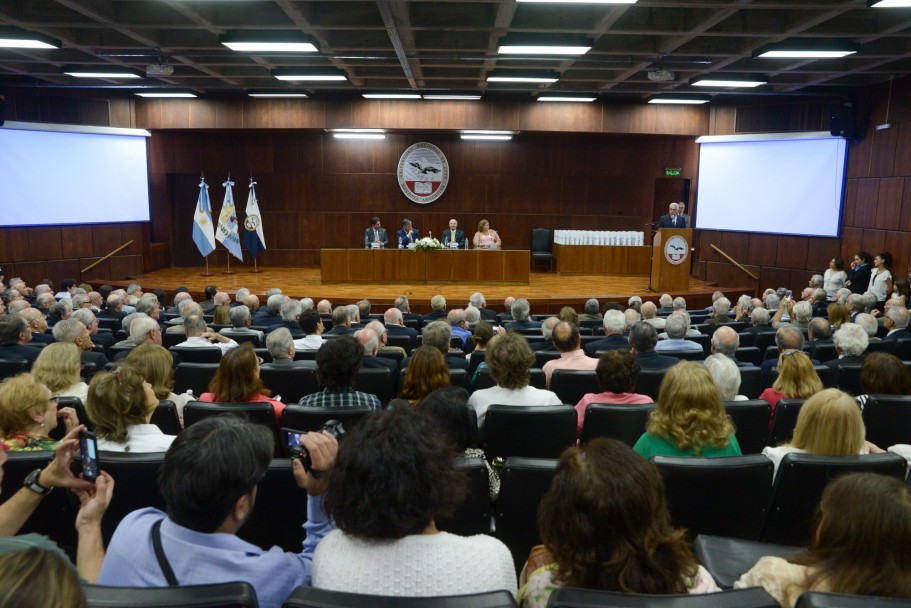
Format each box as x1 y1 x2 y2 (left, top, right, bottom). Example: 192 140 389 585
473 219 502 249
442 218 466 249
395 219 420 248
735 472 911 606
363 216 388 248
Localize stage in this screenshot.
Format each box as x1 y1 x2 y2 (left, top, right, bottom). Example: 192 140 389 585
92 266 753 314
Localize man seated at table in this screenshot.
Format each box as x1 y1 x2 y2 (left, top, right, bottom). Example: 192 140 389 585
363 217 388 248
395 219 420 248
441 218 466 249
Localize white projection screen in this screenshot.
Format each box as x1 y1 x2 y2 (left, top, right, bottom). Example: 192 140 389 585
694 132 849 238
0 121 151 227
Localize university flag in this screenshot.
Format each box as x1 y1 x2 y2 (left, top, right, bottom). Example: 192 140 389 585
242 178 266 259
215 176 244 262
192 178 216 257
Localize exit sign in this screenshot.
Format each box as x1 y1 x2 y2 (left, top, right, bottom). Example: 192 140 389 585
665 167 682 176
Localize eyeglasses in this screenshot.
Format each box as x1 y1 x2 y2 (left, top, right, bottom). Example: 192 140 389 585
49 395 59 405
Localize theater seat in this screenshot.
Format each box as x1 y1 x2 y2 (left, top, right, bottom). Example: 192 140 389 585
862 395 911 448
260 367 320 404
580 403 656 447
482 404 575 461
767 398 805 447
547 585 779 608
95 451 167 545
436 456 492 537
550 370 600 406
83 581 259 608
183 401 280 455
352 367 394 406
495 457 559 573
694 535 800 589
174 362 219 396
151 399 182 435
237 458 310 552
169 346 222 363
795 592 911 608
475 368 546 391
724 400 772 455
283 587 518 608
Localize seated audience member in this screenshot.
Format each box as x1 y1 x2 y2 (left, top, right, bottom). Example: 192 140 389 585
760 350 823 419
0 373 80 451
175 314 238 355
845 294 865 322
198 343 285 425
252 294 287 329
808 317 834 345
20 308 53 345
584 309 630 356
519 438 717 608
468 292 497 323
98 417 337 606
633 361 741 459
578 298 602 322
30 343 88 401
656 312 702 353
46 302 70 327
98 294 127 321
298 336 381 411
420 386 499 501
628 296 643 314
198 285 218 313
212 305 231 326
294 309 326 352
853 313 878 342
125 344 192 425
826 322 868 370
574 350 652 434
316 299 331 315
0 314 40 365
855 352 911 410
422 295 448 324
760 325 813 385
365 320 403 358
742 307 775 335
629 322 678 370
467 331 561 428
735 472 911 605
558 306 579 328
775 300 812 332
410 320 469 371
762 388 869 477
323 306 353 336
53 318 108 370
542 321 597 388
529 317 559 353
704 297 732 328
640 301 665 330
383 307 417 350
312 406 515 596
262 328 312 369
0 547 86 607
893 279 910 306
273 298 303 335
469 321 495 363
499 296 516 323
392 346 450 407
354 328 397 376
74 308 114 351
219 305 264 344
86 366 175 453
448 309 471 348
704 354 748 401
883 305 911 340
505 298 541 331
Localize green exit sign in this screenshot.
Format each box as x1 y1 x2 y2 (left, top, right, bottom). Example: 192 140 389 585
665 167 682 176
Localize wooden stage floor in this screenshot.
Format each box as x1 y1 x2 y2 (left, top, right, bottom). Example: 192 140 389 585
97 266 753 314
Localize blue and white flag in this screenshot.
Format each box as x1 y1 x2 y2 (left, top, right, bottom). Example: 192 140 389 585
242 179 266 259
192 178 216 258
215 177 244 262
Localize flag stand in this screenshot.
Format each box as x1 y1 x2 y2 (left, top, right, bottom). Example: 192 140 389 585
222 251 234 275
249 258 262 273
200 256 214 277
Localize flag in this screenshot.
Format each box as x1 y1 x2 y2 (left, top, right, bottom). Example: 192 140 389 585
215 177 244 262
192 178 216 258
242 179 266 259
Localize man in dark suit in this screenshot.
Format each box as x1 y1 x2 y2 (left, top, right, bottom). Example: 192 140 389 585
629 322 678 370
807 318 834 346
73 308 115 351
846 251 872 295
441 218 467 249
324 306 355 336
252 294 287 329
0 313 40 365
884 305 911 340
528 317 560 352
760 326 820 385
468 292 498 323
267 299 304 337
53 318 109 370
198 285 218 313
421 295 448 324
401 320 469 371
20 308 54 345
356 328 399 375
825 323 868 371
584 309 630 356
363 216 388 248
711 326 755 368
742 307 776 336
656 202 683 229
504 298 541 331
394 219 420 248
393 296 423 329
98 294 127 322
384 308 419 351
676 202 691 228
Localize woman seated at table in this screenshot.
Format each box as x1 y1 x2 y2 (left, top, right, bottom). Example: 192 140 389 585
574 349 652 435
735 472 911 606
30 342 88 402
198 343 284 426
518 438 718 608
86 366 175 453
472 219 502 249
633 361 741 459
0 374 80 451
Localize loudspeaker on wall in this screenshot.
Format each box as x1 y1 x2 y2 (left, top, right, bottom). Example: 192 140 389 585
828 100 855 138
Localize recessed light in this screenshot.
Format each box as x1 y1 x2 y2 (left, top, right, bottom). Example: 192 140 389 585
64 66 144 78
691 78 767 88
462 130 513 140
648 97 710 105
331 129 385 133
247 90 309 98
361 93 422 99
754 40 859 59
537 96 597 102
333 133 386 140
0 27 59 49
135 90 197 98
221 32 318 53
272 68 347 82
487 71 559 83
422 93 482 100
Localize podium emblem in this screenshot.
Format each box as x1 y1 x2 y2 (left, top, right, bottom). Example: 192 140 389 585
664 235 689 265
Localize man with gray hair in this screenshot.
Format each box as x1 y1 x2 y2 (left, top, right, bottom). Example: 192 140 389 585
73 307 114 350
383 307 418 350
126 283 143 305
657 202 681 228
20 307 54 345
826 323 868 371
704 354 745 402
317 299 332 315
584 309 629 356
705 297 732 328
468 292 497 322
234 287 250 307
300 298 314 311
773 299 811 331
110 315 163 361
260 328 313 370
657 309 701 339
324 306 353 336
709 325 754 368
405 320 468 371
808 317 834 345
366 319 404 358
0 313 39 364
834 288 851 305
346 304 365 330
505 298 541 331
219 305 264 345
34 292 54 314
743 307 775 336
252 294 288 329
54 317 109 368
655 312 701 353
623 308 641 329
657 294 673 314
448 309 471 349
846 293 865 322
497 296 516 324
531 316 561 352
272 299 303 336
883 305 911 340
422 295 448 324
464 306 481 326
393 295 422 326
166 302 203 335
99 293 126 322
672 297 687 311
640 301 665 330
579 298 602 323
175 314 238 355
243 293 261 313
629 322 678 370
354 328 398 375
761 325 817 385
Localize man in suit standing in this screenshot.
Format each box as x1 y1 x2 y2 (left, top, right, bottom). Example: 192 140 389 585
364 216 388 248
395 219 420 248
677 202 691 228
656 202 683 229
441 218 466 249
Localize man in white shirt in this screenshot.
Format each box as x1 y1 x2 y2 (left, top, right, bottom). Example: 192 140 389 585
294 309 326 351
176 315 237 355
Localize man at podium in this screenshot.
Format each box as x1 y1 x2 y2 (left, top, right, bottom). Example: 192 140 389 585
657 202 683 229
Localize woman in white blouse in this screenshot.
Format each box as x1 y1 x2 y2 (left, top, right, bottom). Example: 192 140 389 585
867 251 894 311
823 257 847 300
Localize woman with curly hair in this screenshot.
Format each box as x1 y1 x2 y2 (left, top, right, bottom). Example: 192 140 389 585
759 350 823 419
574 349 652 435
736 472 911 606
633 361 741 458
391 346 450 407
519 438 718 607
199 342 284 426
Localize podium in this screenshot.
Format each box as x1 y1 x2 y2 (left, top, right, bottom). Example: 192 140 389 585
650 228 693 293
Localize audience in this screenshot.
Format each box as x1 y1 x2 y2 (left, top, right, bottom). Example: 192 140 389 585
299 336 381 411
198 343 285 425
392 345 450 407
760 351 823 418
125 344 193 425
30 342 88 401
704 353 747 401
573 350 652 434
856 352 911 409
0 374 80 451
0 547 86 608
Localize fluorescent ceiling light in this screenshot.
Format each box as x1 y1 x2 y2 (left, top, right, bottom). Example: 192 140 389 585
692 78 766 88
754 40 859 59
461 135 512 140
759 50 857 58
487 71 559 83
331 129 385 133
274 74 346 81
135 90 197 98
247 90 309 98
537 96 596 102
517 0 637 3
362 93 421 99
64 66 143 78
272 68 346 81
220 32 318 53
498 45 591 55
648 97 710 105
462 130 513 139
869 0 911 6
333 133 385 139
0 28 59 49
224 42 317 52
422 93 482 100
462 130 512 135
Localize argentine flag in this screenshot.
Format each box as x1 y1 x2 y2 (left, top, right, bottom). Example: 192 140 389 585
216 177 244 262
242 179 266 259
192 178 216 258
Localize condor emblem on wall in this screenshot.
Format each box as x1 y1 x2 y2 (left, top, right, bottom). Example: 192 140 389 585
397 142 449 204
664 235 689 265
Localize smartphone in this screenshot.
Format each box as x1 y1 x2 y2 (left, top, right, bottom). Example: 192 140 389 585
79 431 99 482
784 290 793 299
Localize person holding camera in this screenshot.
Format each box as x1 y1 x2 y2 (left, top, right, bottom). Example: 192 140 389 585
98 417 339 608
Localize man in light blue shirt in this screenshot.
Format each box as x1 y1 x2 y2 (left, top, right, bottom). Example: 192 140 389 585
98 417 338 608
655 312 703 353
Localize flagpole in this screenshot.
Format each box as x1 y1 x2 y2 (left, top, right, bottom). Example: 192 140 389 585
201 256 214 277
223 251 233 275
250 257 262 273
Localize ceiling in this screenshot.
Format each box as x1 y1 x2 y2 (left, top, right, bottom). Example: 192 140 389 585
2 0 911 99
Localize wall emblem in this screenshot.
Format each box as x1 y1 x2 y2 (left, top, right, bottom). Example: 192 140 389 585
397 142 449 204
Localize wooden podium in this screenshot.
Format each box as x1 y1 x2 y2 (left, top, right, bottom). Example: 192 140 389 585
650 228 693 293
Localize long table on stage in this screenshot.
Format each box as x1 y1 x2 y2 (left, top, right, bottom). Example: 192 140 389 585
553 243 651 275
320 248 530 284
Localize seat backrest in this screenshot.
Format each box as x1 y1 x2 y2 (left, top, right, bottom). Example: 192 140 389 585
174 362 219 396
0 359 29 382
547 584 779 608
384 334 412 352
51 396 93 441
183 401 279 452
352 367 394 406
761 452 907 545
739 366 764 399
468 350 486 376
151 399 182 435
162 332 186 348
482 404 575 460
0 451 76 550
236 458 310 552
694 535 801 590
894 338 911 361
863 395 911 448
495 457 559 572
653 455 774 541
795 592 911 608
725 400 772 455
672 349 706 361
767 398 805 447
260 367 320 404
83 581 259 608
550 370 601 406
95 451 167 544
580 403 656 447
283 587 518 608
281 404 372 434
737 332 756 347
689 334 712 355
755 332 778 358
531 227 551 253
436 456 492 537
475 368 545 391
736 346 762 366
810 343 838 363
634 369 667 400
169 346 222 363
864 339 896 355
834 362 863 397
227 332 262 347
449 368 469 390
533 350 560 369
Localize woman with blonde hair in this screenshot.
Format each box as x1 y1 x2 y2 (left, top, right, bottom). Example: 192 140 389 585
391 346 451 407
30 342 88 401
759 350 823 419
472 219 502 249
213 304 231 325
633 361 741 458
0 547 85 608
827 302 849 328
558 307 578 328
0 374 79 451
124 344 193 426
86 366 175 452
762 388 867 476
